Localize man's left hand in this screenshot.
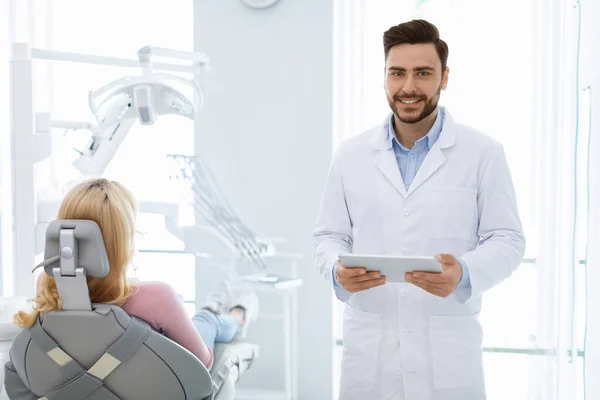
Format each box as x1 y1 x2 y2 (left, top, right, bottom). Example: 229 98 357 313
405 254 462 298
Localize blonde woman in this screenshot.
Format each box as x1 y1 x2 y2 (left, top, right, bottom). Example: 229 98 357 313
14 178 257 370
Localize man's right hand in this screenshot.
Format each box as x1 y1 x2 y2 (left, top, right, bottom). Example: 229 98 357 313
335 261 386 293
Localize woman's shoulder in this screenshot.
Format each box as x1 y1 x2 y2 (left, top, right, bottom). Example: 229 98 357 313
126 280 180 304
129 280 175 292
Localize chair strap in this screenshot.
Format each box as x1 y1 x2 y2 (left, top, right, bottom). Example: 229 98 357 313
30 318 85 380
31 315 151 400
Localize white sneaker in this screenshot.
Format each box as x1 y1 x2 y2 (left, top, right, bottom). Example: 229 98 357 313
201 280 232 314
229 291 259 340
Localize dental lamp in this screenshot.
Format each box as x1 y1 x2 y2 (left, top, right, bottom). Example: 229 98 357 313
88 70 202 129
51 45 208 176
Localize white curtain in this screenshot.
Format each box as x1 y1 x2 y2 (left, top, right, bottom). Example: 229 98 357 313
535 0 600 398
530 0 580 397
586 83 599 398
580 0 600 397
332 0 598 398
332 0 364 151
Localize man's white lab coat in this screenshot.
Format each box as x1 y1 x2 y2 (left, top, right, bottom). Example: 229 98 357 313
313 108 526 400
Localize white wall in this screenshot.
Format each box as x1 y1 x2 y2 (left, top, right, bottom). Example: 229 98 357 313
194 0 334 398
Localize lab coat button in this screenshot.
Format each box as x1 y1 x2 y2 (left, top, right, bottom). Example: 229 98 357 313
403 210 411 216
400 290 408 297
401 328 410 336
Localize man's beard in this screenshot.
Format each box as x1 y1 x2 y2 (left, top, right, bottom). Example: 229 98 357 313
387 84 442 124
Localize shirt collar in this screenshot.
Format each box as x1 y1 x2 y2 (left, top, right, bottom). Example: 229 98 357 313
386 107 444 151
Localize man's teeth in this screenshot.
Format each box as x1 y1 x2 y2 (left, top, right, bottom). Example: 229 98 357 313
400 99 420 104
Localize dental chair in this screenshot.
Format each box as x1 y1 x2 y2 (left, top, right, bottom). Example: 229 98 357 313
3 220 259 399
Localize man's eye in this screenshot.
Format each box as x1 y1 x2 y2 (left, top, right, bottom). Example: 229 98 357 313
418 71 429 76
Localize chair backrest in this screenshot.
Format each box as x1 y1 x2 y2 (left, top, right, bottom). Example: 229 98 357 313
6 219 214 400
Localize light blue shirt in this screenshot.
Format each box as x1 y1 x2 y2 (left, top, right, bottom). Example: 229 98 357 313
386 108 443 188
333 108 471 290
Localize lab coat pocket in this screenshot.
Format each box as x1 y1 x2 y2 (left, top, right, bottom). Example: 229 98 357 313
429 315 484 389
430 187 478 240
339 305 382 398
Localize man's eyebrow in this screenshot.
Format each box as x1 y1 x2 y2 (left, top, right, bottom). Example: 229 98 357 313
388 66 436 72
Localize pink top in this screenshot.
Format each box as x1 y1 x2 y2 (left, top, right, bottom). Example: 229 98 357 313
122 281 213 369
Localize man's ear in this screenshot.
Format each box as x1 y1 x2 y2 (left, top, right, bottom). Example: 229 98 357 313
441 66 450 90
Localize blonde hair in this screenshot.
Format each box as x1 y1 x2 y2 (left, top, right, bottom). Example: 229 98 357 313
14 178 138 328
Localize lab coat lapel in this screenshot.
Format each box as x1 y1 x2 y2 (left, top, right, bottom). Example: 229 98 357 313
405 145 445 196
374 149 407 197
370 123 407 197
406 112 458 197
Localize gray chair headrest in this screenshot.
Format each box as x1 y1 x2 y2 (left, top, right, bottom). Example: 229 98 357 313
40 219 110 311
44 219 110 278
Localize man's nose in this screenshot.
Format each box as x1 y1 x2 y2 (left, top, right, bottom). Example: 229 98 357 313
402 77 417 94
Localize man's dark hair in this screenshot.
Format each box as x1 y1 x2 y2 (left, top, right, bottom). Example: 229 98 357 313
383 19 449 73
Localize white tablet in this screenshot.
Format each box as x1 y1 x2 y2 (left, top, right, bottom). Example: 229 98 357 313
338 253 443 283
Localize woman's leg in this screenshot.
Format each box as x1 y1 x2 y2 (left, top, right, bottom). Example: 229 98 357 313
214 314 239 343
228 291 259 340
193 280 260 350
191 310 239 352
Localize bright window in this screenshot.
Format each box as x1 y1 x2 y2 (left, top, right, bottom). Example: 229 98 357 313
42 0 195 298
